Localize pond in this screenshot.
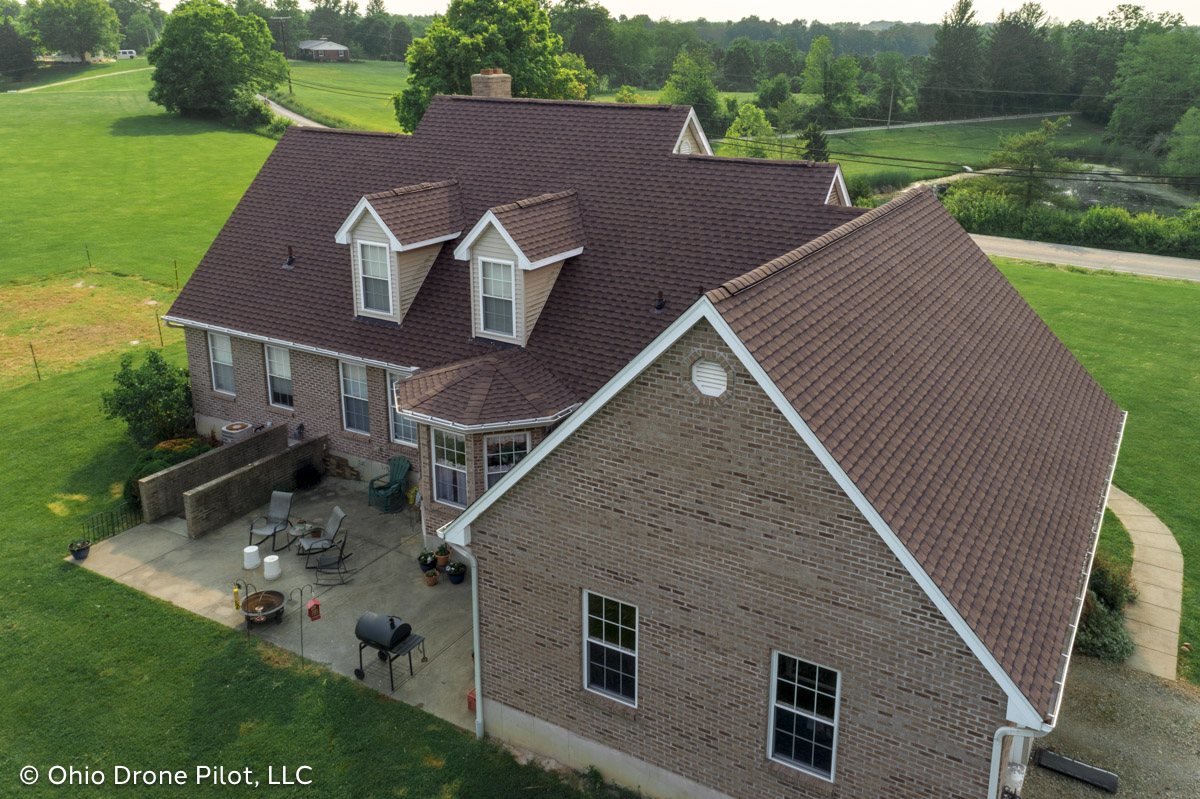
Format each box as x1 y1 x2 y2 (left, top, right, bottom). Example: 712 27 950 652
1046 165 1197 217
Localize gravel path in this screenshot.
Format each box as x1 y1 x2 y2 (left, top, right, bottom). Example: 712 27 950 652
1023 657 1200 797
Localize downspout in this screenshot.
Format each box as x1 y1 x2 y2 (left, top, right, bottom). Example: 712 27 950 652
987 724 1051 798
448 533 484 740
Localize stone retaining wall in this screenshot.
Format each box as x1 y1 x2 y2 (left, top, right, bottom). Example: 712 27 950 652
183 436 328 539
138 425 288 523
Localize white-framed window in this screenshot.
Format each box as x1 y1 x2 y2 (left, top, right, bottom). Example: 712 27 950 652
208 332 235 395
265 345 293 408
768 652 840 781
340 362 370 434
388 371 417 445
432 428 467 507
583 591 637 706
358 241 392 314
484 432 529 489
479 258 515 337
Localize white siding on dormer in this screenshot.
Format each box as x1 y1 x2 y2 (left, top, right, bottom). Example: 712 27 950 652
351 214 401 323
397 245 439 319
523 260 563 342
471 225 524 344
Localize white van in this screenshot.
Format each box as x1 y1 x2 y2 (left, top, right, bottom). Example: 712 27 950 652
118 50 137 59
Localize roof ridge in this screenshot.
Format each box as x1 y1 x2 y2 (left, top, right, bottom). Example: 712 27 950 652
685 153 828 169
707 188 929 302
492 189 577 213
365 179 458 200
436 94 684 112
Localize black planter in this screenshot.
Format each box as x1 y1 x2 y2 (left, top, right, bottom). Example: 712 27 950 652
70 545 91 560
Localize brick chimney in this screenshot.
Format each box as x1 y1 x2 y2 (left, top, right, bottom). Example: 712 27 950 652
471 68 512 98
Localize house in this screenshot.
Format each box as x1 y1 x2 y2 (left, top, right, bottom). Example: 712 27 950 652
167 71 1121 798
58 51 106 63
297 38 349 62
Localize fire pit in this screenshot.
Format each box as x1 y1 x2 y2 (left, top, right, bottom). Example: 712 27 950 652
238 590 286 627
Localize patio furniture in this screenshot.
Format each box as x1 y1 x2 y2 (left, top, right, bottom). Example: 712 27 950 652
314 532 354 586
368 457 410 514
249 491 294 552
243 545 261 570
297 506 346 568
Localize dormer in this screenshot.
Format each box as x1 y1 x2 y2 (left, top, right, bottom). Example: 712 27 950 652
673 108 713 155
335 180 463 323
453 190 585 347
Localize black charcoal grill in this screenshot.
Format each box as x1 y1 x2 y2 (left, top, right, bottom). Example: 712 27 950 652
353 611 426 691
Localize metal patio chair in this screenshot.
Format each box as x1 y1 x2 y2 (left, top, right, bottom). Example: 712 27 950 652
314 532 355 586
298 506 346 568
249 491 293 552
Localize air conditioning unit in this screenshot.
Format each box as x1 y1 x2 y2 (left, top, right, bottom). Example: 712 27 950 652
220 422 254 445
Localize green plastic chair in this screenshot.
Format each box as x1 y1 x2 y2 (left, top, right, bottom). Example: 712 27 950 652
368 457 410 513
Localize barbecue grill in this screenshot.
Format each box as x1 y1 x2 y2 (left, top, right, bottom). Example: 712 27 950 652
353 611 426 691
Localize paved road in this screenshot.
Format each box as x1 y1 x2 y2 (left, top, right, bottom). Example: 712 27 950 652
12 66 152 92
712 111 1077 141
973 234 1200 282
259 95 326 128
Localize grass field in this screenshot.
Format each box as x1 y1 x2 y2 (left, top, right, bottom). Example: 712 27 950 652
0 57 150 91
268 59 408 130
994 258 1200 682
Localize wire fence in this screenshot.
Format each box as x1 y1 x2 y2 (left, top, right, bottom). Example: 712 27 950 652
80 501 141 543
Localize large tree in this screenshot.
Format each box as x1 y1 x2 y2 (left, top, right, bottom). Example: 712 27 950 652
0 16 37 80
720 36 757 91
658 49 723 137
988 115 1071 207
548 0 614 81
985 3 1065 114
1163 107 1200 184
26 0 120 60
394 0 585 132
148 0 285 124
920 0 984 119
108 0 164 50
801 35 859 123
873 51 912 123
1106 29 1200 146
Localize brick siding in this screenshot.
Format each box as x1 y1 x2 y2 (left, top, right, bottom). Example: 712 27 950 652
470 321 1009 798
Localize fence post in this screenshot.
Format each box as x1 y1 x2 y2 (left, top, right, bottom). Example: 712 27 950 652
156 311 164 347
29 342 41 381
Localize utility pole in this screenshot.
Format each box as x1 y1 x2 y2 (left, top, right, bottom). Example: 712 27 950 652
886 82 895 129
271 16 294 94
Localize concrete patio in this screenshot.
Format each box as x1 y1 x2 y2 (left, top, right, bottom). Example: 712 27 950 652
72 478 474 730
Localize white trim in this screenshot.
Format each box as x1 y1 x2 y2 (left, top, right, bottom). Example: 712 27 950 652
207 331 235 396
825 166 850 206
339 361 370 435
479 258 517 338
357 240 393 315
767 651 840 782
334 196 460 252
484 431 531 489
387 370 419 446
165 316 417 376
441 297 1046 727
264 344 294 409
582 589 638 708
397 403 580 434
673 108 714 156
529 247 583 269
453 212 581 270
431 426 468 509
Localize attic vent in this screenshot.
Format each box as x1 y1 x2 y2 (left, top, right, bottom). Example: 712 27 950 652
679 137 692 154
691 359 728 397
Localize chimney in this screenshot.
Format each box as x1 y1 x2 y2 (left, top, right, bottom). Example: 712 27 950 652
471 68 512 99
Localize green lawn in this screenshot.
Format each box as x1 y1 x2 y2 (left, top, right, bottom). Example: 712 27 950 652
994 258 1200 682
268 59 409 131
0 57 150 91
0 71 273 288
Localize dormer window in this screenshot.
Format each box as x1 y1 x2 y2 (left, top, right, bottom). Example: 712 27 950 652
358 241 392 314
481 259 515 337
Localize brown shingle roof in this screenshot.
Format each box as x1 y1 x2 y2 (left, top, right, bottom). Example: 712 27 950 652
394 349 578 428
489 190 585 264
710 188 1124 716
168 94 855 403
363 179 463 246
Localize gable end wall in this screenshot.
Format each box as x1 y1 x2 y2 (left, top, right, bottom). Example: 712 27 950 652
471 321 1007 799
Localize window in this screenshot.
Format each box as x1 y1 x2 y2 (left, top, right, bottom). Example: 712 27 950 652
432 428 467 507
208 332 235 394
485 432 529 489
358 241 392 314
584 591 637 705
340 362 370 434
388 371 417 445
265 346 293 408
480 259 514 336
769 653 840 780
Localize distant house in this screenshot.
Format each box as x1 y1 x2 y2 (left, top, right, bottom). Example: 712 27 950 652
58 52 107 63
297 38 349 62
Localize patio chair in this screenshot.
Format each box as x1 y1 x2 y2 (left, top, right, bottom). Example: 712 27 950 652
298 506 345 568
249 491 294 552
314 532 355 586
368 456 410 514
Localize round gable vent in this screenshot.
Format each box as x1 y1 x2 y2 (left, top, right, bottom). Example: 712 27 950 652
691 358 728 397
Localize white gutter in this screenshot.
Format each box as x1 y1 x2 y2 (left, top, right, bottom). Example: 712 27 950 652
444 529 483 739
163 316 418 376
987 724 1051 798
395 403 580 434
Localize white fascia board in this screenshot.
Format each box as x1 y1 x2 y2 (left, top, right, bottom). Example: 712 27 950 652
398 232 460 252
396 404 580 434
334 197 404 250
439 296 1045 727
674 108 714 156
164 315 418 376
528 247 583 270
826 166 850 206
453 211 532 270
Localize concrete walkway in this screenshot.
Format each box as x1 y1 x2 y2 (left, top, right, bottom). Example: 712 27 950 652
259 94 326 128
1107 486 1184 680
974 234 1200 282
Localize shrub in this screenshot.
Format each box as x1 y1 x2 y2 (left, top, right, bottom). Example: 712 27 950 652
847 176 873 205
1074 557 1137 663
123 439 212 510
100 351 195 447
614 85 639 104
1090 555 1137 613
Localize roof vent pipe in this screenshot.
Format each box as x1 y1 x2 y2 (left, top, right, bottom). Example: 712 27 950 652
653 291 665 314
284 246 295 269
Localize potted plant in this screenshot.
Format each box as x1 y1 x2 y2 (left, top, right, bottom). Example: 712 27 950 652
69 539 92 560
424 567 439 586
435 543 451 568
446 561 467 584
417 550 437 572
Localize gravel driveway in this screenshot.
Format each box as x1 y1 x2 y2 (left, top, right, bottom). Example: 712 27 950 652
1023 656 1200 797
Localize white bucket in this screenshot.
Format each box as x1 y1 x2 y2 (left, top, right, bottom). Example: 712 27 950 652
243 545 261 570
263 554 281 581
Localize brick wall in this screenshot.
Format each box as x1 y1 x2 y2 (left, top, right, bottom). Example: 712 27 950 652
185 327 418 478
183 435 328 539
138 425 288 523
470 321 1008 799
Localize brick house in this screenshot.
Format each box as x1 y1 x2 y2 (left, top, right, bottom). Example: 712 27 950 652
297 38 350 61
168 72 1122 797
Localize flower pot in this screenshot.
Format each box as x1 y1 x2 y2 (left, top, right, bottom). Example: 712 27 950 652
436 553 450 568
70 545 91 561
418 558 436 572
424 570 439 586
448 571 465 585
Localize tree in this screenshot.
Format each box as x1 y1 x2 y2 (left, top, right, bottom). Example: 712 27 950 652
553 50 597 99
108 0 165 50
307 0 344 44
1164 108 1200 185
148 0 286 125
803 121 828 161
988 115 1070 207
801 35 859 123
920 0 984 119
720 35 756 90
774 95 806 133
0 0 23 20
985 3 1064 114
659 49 724 137
873 51 911 123
760 39 794 77
1107 30 1200 146
725 102 772 157
100 351 195 447
0 16 37 80
355 0 388 59
394 0 577 132
26 0 120 60
548 0 615 81
754 72 789 112
388 17 411 60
